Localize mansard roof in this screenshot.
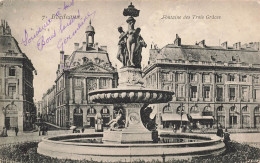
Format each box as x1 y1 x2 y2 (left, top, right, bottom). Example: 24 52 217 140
0 20 35 70
69 61 116 74
0 35 22 55
150 43 260 65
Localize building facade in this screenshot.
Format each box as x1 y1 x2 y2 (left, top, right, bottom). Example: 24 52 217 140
35 100 43 124
54 21 118 128
144 34 260 130
0 20 36 131
41 85 56 124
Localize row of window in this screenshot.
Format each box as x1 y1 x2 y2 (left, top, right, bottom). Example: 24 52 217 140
173 85 259 101
163 105 259 114
159 72 260 83
74 107 110 115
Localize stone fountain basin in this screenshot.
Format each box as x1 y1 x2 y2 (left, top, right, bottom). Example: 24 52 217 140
89 88 174 104
37 133 225 162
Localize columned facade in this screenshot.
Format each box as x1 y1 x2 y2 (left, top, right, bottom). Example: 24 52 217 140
44 21 118 128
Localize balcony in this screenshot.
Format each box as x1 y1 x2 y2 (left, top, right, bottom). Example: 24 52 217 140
190 98 198 102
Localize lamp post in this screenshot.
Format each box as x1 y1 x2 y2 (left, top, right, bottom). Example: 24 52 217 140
180 103 184 129
2 107 7 128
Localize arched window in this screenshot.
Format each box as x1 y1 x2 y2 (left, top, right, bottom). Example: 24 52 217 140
203 106 212 116
74 108 83 114
217 106 223 112
255 107 259 113
176 106 185 114
87 107 96 114
204 106 211 112
242 106 248 112
190 106 198 113
101 107 110 114
163 105 171 113
230 106 236 112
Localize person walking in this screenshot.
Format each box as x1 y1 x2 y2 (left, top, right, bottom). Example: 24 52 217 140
216 126 223 137
81 127 85 133
223 128 231 151
39 126 41 136
46 126 48 135
15 127 19 136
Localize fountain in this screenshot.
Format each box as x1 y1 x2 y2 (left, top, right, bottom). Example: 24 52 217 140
37 3 225 162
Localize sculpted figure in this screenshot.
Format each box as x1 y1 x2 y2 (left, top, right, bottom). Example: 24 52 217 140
116 27 128 66
133 28 147 68
126 17 137 66
107 109 124 130
117 17 146 68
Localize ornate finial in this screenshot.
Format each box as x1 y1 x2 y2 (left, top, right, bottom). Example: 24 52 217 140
89 19 91 25
123 2 140 17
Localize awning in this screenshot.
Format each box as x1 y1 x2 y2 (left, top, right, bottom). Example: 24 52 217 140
161 114 189 121
190 114 214 120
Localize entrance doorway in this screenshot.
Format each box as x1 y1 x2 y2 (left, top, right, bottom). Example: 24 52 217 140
90 117 95 127
5 117 10 130
73 108 83 127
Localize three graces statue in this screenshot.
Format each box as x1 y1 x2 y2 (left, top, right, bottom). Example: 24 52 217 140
117 3 147 68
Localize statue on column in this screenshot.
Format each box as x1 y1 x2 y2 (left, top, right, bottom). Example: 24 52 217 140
116 3 147 69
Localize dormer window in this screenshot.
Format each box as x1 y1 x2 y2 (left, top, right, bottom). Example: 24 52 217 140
94 57 100 64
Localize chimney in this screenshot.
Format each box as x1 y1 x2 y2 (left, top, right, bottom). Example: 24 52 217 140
74 43 79 51
198 40 205 48
233 42 241 50
253 42 260 51
221 41 228 49
5 22 11 35
174 34 181 46
101 46 107 51
82 42 86 51
60 51 64 69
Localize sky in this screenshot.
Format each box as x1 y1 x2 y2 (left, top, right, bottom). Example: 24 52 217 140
0 0 260 101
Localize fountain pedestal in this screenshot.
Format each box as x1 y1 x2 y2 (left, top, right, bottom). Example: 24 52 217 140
103 103 153 143
89 67 173 144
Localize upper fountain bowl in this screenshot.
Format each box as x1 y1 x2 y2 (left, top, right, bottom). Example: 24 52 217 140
89 88 174 104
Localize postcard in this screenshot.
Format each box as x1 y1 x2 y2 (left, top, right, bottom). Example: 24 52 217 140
0 0 259 162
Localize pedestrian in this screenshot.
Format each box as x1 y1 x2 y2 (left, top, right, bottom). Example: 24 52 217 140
73 128 76 133
81 127 85 133
223 128 231 151
39 126 41 136
216 126 223 137
42 126 45 135
15 127 19 136
46 126 48 135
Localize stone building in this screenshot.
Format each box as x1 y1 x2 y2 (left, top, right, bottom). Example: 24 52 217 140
41 85 56 124
0 20 36 131
35 100 43 122
54 21 118 128
144 34 260 129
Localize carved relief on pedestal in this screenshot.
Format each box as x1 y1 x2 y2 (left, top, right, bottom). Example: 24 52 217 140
118 67 144 87
128 112 140 125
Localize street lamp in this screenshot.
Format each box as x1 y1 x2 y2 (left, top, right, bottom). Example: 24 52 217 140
179 103 184 130
2 107 7 128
